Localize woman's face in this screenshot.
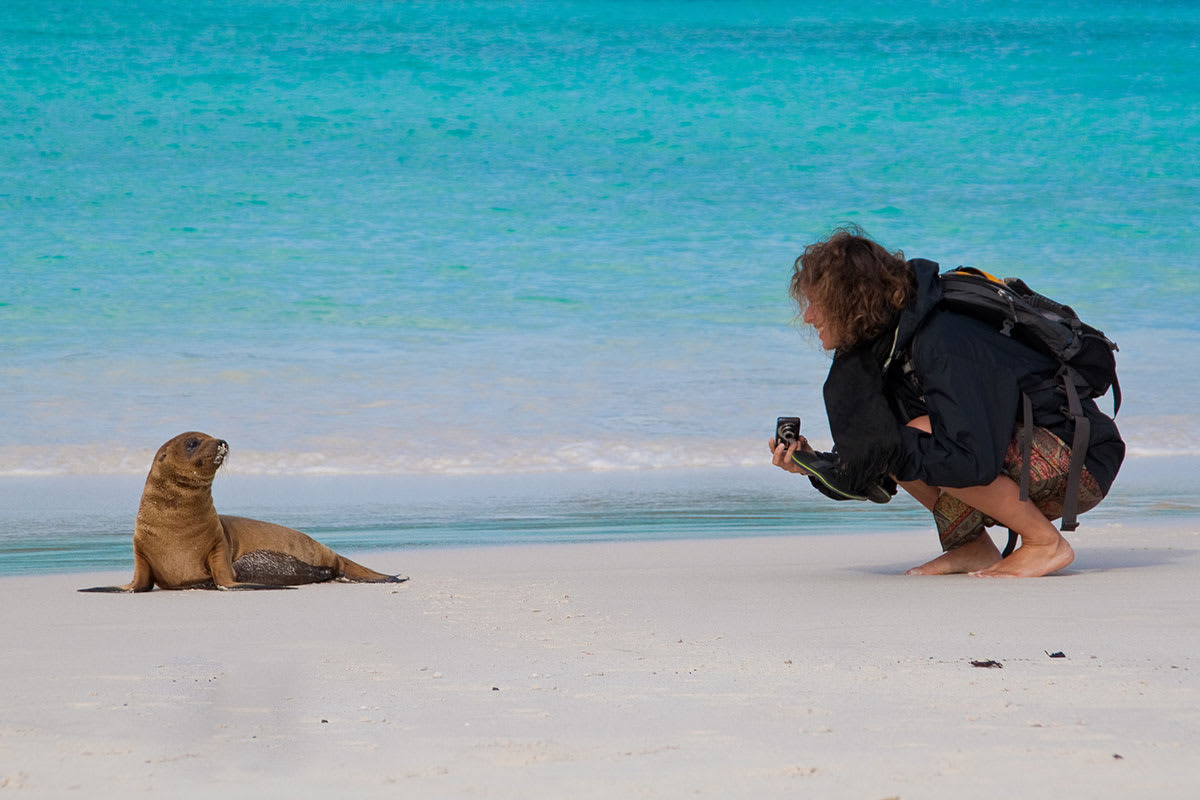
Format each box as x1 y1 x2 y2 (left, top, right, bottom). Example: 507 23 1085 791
803 298 838 350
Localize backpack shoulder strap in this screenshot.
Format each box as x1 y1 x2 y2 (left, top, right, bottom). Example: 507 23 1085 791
1059 371 1090 532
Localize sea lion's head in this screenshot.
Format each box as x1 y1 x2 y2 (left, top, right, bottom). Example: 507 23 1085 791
152 431 229 483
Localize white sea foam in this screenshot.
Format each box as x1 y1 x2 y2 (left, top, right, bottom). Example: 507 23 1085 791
1 425 1196 479
0 438 765 478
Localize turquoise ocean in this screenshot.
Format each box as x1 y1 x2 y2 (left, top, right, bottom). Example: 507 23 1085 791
3 0 1198 575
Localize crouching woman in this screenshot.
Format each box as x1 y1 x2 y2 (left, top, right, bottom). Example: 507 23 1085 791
770 227 1124 577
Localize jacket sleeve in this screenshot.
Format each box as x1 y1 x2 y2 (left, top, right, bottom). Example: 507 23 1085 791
892 317 1024 489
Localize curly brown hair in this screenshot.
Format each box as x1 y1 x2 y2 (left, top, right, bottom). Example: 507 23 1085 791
790 226 914 348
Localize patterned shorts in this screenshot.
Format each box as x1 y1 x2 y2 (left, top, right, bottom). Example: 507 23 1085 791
933 426 1103 551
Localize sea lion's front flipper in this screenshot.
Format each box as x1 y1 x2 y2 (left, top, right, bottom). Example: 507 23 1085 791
205 541 297 589
232 550 336 586
79 550 156 593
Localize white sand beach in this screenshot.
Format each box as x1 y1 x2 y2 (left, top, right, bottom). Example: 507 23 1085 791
2 521 1198 798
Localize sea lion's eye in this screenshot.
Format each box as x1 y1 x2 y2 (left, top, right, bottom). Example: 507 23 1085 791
185 438 200 451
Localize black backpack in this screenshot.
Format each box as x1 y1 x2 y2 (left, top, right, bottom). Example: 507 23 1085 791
937 267 1120 544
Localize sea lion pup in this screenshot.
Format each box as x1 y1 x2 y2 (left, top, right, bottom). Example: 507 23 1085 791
80 432 407 592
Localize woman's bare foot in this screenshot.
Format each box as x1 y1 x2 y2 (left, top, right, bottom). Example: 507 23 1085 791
905 534 1002 575
971 535 1074 578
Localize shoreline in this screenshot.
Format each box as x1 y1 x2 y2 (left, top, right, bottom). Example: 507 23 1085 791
2 456 1199 579
4 525 1199 797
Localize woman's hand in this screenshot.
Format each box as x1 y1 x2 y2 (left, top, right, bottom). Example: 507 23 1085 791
769 436 816 475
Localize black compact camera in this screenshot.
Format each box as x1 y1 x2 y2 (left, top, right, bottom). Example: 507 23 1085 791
775 416 802 447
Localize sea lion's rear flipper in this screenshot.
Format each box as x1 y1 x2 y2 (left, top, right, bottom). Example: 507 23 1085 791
335 556 409 584
221 515 405 585
335 573 410 584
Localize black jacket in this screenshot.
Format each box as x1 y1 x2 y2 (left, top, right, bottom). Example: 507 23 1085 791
824 259 1124 496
